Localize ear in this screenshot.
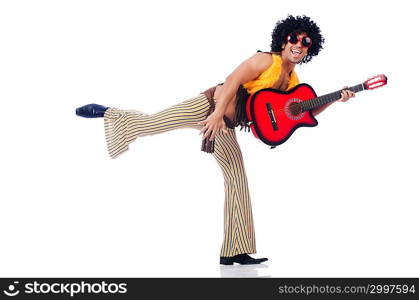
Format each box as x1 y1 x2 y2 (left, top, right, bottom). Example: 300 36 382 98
281 42 286 51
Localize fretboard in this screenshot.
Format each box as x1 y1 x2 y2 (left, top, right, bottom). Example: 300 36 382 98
301 83 365 112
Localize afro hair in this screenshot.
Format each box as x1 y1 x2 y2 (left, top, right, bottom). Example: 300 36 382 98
270 15 324 64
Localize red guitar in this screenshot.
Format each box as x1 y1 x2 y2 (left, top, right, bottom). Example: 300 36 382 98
245 74 388 148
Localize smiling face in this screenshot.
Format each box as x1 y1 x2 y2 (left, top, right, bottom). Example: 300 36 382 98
281 32 310 64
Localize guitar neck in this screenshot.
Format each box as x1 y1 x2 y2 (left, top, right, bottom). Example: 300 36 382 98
301 83 365 112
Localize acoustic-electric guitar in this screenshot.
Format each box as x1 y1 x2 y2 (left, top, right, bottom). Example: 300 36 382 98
245 74 388 148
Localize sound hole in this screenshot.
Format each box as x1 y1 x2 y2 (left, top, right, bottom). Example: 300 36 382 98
289 102 302 116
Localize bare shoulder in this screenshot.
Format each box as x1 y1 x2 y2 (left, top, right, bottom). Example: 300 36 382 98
225 52 274 85
247 52 273 70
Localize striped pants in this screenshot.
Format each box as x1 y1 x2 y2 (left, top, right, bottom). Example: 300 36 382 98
103 94 256 257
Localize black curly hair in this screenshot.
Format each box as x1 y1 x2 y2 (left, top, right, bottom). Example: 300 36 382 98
271 15 324 64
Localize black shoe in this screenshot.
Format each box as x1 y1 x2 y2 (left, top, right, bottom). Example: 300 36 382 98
76 104 109 118
220 254 268 265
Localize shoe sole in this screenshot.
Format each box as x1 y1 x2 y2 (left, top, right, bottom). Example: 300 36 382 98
219 258 234 265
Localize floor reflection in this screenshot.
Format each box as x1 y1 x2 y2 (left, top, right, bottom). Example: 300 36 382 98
219 264 271 277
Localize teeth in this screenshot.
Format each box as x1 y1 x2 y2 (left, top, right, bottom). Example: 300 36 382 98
291 49 301 54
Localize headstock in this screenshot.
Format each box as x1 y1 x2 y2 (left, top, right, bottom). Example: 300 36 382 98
364 74 388 90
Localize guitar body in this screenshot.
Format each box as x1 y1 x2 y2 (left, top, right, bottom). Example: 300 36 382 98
246 83 319 147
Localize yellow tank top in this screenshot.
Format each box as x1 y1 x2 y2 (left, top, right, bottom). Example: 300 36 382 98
243 53 300 94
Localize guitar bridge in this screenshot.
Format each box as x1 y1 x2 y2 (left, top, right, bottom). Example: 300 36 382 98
266 102 278 131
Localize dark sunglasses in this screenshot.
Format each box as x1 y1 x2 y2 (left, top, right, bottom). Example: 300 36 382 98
286 33 312 48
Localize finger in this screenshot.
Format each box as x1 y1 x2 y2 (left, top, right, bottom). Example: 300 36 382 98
343 91 350 100
199 126 207 134
340 91 346 101
201 124 211 135
344 90 350 98
340 92 348 102
203 129 211 140
202 126 209 138
203 125 214 139
345 88 354 98
210 128 218 141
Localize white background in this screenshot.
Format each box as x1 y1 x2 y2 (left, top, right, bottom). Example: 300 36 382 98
0 0 418 277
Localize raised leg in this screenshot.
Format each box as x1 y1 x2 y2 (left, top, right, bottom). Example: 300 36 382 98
103 94 210 159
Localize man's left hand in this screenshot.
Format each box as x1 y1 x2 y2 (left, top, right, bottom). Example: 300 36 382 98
338 86 356 102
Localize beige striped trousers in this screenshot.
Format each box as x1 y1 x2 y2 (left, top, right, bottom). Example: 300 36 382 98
103 94 256 257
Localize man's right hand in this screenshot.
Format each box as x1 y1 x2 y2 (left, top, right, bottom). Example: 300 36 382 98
197 52 273 141
197 111 227 141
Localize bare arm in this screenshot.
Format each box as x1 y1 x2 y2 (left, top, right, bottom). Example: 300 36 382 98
198 53 272 141
213 53 272 116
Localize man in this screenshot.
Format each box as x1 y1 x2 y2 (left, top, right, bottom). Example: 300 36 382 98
76 15 354 265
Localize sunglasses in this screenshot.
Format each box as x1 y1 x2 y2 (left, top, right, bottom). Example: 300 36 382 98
286 33 312 48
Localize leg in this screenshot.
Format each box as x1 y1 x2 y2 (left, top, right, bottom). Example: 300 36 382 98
103 94 209 159
212 128 257 257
